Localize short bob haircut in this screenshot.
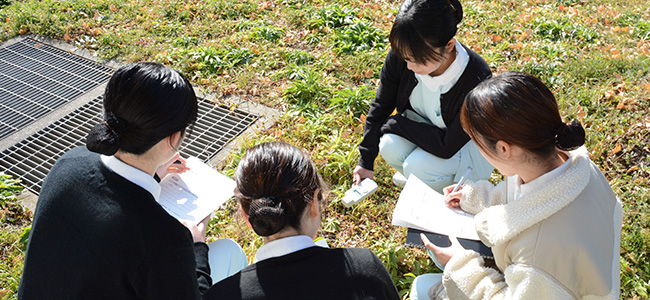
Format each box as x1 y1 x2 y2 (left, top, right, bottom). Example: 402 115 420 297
389 0 463 64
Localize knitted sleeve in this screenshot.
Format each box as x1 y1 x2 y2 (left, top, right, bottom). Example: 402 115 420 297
459 180 507 215
442 250 573 300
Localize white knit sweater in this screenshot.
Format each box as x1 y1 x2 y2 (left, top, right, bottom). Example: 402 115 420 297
440 149 622 300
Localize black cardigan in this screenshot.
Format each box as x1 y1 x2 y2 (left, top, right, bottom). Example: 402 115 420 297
203 246 400 300
358 44 492 170
18 146 211 300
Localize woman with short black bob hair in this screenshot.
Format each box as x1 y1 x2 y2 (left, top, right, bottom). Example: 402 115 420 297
354 0 494 192
419 72 622 299
204 142 400 300
19 62 214 299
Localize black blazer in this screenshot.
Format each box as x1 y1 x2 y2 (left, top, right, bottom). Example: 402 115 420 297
358 44 492 170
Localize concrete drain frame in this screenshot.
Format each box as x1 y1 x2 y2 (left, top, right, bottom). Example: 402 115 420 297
0 35 281 210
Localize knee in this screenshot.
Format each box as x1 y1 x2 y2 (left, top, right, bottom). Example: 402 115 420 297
379 134 414 165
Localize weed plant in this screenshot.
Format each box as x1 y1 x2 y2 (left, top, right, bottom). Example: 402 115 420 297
1 0 649 298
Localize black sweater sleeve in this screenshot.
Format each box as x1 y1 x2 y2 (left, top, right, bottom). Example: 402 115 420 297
194 242 212 294
358 51 403 170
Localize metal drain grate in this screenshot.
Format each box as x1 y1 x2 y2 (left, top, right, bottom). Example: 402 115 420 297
0 96 258 194
0 38 112 140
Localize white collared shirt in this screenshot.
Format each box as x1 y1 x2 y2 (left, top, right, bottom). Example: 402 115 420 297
408 40 470 129
254 235 317 263
100 155 161 201
509 152 573 201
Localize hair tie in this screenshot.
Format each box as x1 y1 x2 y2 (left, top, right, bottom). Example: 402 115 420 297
104 113 126 134
555 123 569 139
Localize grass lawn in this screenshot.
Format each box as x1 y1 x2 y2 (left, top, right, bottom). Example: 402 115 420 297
1 0 649 299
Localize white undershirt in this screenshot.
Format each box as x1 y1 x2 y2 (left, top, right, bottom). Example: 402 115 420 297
100 155 161 201
254 235 316 263
408 40 469 129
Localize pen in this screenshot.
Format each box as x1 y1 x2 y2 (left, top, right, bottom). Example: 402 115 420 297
451 166 472 194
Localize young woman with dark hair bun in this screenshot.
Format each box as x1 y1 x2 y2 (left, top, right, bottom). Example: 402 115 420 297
353 0 494 191
414 72 622 299
203 142 400 300
19 62 229 299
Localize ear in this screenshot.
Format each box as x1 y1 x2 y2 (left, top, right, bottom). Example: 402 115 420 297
494 140 512 159
239 205 253 230
445 38 457 52
168 131 183 150
308 189 321 218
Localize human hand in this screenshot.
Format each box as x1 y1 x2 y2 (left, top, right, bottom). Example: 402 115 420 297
421 233 465 269
352 166 374 185
156 153 189 179
182 214 210 243
443 184 463 208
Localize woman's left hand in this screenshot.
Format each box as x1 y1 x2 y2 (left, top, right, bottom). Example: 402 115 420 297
421 233 466 268
156 152 189 179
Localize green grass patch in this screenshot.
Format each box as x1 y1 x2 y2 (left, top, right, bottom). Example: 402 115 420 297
2 0 650 298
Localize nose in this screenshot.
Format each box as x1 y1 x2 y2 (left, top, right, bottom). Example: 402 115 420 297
406 61 417 72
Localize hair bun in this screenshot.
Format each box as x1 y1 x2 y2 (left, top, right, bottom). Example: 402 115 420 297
555 120 585 151
248 196 288 236
85 122 120 155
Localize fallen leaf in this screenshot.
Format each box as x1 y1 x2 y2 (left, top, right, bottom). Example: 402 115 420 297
109 4 117 12
353 124 364 133
490 34 502 43
616 99 626 109
359 114 366 123
64 33 72 41
364 69 374 78
613 144 622 154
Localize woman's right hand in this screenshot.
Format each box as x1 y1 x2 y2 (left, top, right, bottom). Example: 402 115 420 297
443 184 463 208
352 166 373 185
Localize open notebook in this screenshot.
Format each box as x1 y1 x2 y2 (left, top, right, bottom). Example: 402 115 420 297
392 175 493 258
158 157 235 225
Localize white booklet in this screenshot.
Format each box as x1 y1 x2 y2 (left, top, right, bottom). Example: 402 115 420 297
158 156 235 225
391 175 479 240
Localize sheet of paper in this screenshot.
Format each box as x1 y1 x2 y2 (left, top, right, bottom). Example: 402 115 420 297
158 156 235 225
392 175 479 240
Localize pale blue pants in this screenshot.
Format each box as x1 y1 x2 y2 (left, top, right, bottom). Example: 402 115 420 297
379 133 493 192
207 239 248 284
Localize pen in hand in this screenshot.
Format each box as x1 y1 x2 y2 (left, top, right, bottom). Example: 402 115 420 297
446 166 472 204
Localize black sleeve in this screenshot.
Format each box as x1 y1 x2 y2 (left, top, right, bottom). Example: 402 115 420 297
358 52 402 170
194 242 212 294
379 109 470 159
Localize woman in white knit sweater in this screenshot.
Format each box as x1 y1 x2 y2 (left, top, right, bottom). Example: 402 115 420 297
420 72 622 299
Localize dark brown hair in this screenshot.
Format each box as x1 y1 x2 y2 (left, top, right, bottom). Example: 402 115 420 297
389 0 463 64
235 142 327 237
461 71 585 160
